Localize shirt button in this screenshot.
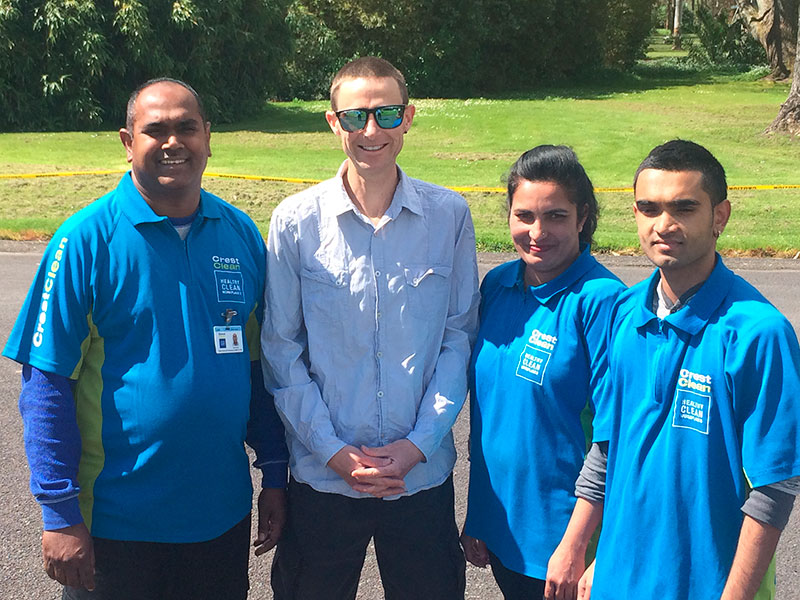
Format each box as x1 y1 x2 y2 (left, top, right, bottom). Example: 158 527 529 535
377 391 384 398
375 270 381 277
377 312 382 318
377 351 383 358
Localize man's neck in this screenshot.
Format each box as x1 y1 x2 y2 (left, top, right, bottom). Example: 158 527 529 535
343 162 399 223
130 172 202 219
658 253 716 303
139 189 201 219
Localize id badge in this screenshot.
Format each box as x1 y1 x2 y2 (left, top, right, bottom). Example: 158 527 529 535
213 325 244 354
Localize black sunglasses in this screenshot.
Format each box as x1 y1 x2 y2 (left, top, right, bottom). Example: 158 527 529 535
334 104 406 132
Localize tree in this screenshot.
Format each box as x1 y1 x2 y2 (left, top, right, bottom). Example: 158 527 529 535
737 0 798 79
673 0 684 49
279 0 655 99
766 7 800 133
0 0 292 131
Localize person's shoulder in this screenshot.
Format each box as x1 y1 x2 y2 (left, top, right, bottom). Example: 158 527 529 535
617 275 650 304
719 272 791 332
405 175 468 211
605 275 651 324
577 256 627 297
51 186 121 244
203 189 260 229
201 190 266 251
483 259 518 288
271 178 337 223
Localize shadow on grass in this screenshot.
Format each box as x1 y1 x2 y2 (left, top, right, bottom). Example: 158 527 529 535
214 60 770 134
215 103 330 134
438 59 769 102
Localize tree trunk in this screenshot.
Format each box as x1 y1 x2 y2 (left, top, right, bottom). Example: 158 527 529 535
673 1 684 49
738 0 798 80
666 0 674 31
766 8 800 133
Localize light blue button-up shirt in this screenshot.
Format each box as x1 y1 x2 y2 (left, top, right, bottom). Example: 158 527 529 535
262 164 480 498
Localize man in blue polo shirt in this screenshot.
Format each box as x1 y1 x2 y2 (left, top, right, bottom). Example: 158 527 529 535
547 140 800 600
3 78 288 599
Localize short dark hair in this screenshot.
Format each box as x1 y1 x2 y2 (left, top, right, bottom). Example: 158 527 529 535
126 78 206 130
633 139 727 206
330 57 408 111
506 145 599 246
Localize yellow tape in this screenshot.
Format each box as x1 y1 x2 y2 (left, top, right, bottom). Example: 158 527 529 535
0 170 126 179
1 170 799 193
204 172 322 185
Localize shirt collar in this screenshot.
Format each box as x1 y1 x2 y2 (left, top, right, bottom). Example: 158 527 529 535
634 254 734 334
330 161 424 219
118 171 220 226
500 244 596 304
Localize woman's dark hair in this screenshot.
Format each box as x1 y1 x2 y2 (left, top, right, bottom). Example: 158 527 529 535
506 145 598 246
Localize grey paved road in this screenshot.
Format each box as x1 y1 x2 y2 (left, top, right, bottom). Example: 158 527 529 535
1 243 798 599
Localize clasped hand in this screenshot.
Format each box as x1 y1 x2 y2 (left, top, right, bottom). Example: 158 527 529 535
327 439 424 498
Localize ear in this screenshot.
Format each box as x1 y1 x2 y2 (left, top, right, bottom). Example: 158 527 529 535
325 110 341 135
577 204 589 232
403 104 416 133
713 199 731 235
119 128 134 163
205 121 212 158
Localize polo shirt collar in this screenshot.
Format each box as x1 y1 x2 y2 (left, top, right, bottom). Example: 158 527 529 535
117 171 220 225
502 244 596 304
330 161 424 219
634 254 734 334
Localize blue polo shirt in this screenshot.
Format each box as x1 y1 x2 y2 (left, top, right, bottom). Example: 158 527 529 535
464 246 624 578
592 257 800 600
4 173 268 542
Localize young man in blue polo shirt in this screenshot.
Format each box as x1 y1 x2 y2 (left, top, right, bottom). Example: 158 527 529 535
3 79 288 599
546 140 800 600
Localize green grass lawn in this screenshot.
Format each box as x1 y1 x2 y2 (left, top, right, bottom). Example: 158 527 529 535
1 61 798 254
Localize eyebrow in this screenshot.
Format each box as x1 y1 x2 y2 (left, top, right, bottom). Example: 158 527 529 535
513 208 570 215
141 117 200 129
636 198 701 209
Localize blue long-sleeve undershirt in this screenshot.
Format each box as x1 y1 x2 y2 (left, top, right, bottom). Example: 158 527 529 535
20 362 288 531
19 364 84 530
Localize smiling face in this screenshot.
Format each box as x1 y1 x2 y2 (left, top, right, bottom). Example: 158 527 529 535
509 179 587 286
119 81 211 215
634 168 730 296
325 76 414 181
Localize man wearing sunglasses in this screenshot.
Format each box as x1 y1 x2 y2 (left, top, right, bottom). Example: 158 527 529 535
261 56 480 599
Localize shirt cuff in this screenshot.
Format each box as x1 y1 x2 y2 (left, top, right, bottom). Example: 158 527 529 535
259 461 289 489
742 485 796 531
405 431 435 463
41 497 84 531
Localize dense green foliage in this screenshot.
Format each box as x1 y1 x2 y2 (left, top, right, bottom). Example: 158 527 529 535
686 6 767 68
0 0 291 130
279 0 657 99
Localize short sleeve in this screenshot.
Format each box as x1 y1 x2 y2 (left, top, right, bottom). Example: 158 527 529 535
733 315 800 488
585 282 626 443
3 232 93 378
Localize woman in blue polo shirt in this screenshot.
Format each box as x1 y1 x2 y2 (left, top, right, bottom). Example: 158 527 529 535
461 145 625 599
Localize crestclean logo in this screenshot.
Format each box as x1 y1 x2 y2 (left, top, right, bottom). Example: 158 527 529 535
516 328 557 385
672 368 713 435
212 255 241 271
678 368 711 393
528 329 557 351
32 237 68 348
